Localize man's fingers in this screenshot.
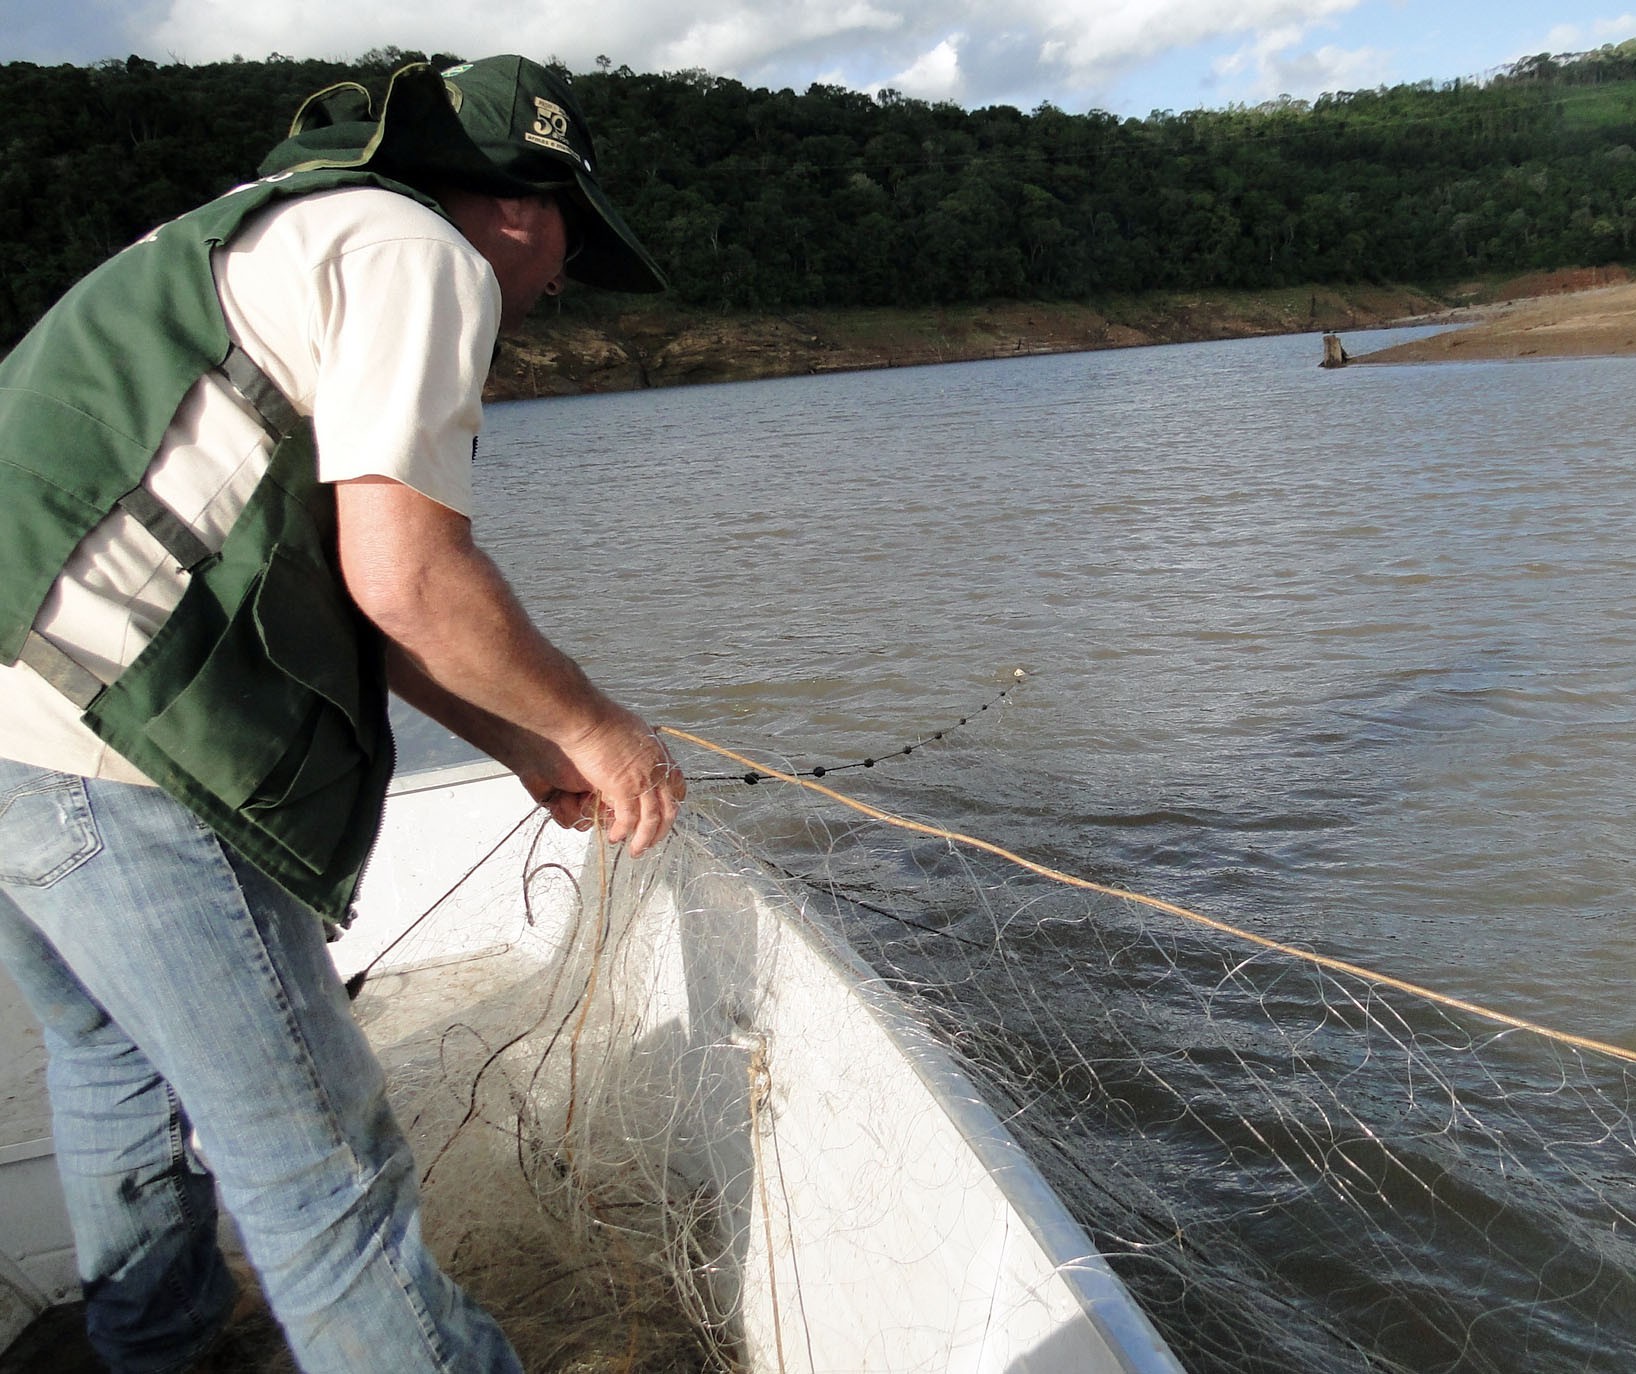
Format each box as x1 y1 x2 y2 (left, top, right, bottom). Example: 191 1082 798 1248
539 739 686 856
642 757 686 853
626 786 669 858
611 759 685 857
541 789 595 831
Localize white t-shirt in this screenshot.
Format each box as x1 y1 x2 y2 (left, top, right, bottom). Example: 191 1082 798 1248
0 186 501 782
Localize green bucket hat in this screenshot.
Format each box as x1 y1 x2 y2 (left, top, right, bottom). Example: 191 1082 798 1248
259 55 665 293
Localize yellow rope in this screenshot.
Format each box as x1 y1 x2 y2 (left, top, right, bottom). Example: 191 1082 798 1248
660 725 1636 1069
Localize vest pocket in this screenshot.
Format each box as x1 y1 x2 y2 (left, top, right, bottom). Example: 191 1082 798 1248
141 544 374 874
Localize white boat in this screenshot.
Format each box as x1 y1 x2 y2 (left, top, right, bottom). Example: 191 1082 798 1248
0 761 1181 1373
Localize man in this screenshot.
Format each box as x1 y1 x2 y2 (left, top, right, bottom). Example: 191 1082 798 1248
0 55 683 1372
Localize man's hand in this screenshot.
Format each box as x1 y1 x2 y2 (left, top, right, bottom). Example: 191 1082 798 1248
516 701 685 856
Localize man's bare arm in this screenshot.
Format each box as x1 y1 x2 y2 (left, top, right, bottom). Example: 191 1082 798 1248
334 475 683 855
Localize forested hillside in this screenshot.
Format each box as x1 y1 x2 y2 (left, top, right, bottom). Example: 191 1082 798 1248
5 42 1636 345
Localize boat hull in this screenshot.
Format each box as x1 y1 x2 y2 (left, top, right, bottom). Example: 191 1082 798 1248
0 762 1179 1373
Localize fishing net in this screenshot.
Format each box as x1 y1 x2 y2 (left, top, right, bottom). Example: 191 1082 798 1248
327 686 1635 1374
665 707 1636 1374
348 814 743 1374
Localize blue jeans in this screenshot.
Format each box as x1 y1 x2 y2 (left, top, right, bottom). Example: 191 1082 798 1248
0 760 522 1374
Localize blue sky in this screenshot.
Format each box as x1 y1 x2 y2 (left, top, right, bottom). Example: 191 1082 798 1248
2 0 1633 117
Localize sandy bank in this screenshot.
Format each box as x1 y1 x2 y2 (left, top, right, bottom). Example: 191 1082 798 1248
1350 269 1636 365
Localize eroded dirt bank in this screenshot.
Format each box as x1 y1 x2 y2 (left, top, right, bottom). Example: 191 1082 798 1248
485 284 1447 399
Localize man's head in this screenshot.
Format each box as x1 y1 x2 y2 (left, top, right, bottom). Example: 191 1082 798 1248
436 187 578 330
260 54 664 295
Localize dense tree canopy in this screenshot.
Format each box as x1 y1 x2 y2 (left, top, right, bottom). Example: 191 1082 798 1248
5 42 1636 343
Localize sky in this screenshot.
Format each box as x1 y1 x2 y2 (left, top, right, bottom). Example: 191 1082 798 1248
3 0 1635 118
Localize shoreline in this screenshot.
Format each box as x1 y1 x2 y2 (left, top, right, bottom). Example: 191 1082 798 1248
486 284 1445 400
2 270 1607 397
484 267 1636 401
9 275 1623 401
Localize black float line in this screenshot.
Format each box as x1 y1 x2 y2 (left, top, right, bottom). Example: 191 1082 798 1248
689 675 1028 786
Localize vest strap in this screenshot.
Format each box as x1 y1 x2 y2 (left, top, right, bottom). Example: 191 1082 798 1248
117 487 215 572
16 350 297 716
218 343 300 440
107 341 299 575
19 631 104 710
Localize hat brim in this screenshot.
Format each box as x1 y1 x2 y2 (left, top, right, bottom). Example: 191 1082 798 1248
566 171 666 294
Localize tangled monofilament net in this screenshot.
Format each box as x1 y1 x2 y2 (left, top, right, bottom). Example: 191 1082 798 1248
685 741 1636 1374
335 721 1634 1374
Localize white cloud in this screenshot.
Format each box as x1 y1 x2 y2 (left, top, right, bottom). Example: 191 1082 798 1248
1213 25 1391 102
888 36 966 102
1212 23 1306 81
656 2 903 75
98 0 1509 116
145 0 908 79
1025 0 1365 90
1545 14 1636 52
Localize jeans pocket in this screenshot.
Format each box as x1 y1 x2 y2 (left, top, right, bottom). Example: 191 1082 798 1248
0 769 103 887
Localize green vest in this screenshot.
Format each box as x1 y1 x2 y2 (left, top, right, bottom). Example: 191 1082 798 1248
0 169 449 922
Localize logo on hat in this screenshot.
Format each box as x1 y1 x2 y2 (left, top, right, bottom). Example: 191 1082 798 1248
527 97 575 159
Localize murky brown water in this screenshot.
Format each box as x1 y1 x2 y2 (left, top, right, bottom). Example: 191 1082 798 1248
393 328 1636 1371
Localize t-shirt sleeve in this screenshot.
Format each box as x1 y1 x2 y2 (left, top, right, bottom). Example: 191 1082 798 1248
307 233 500 516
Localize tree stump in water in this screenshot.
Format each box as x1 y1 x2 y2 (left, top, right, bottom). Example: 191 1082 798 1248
1320 333 1349 368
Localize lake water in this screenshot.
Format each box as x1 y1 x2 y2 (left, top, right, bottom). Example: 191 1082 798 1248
397 326 1636 1372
